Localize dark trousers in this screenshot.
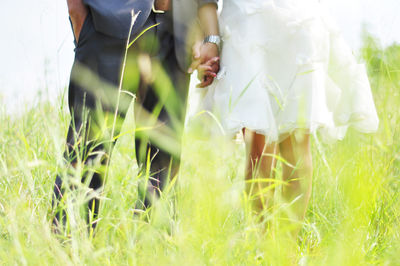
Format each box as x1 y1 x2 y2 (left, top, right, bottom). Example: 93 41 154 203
52 10 189 227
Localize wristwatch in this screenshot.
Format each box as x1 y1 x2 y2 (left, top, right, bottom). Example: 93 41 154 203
203 35 221 51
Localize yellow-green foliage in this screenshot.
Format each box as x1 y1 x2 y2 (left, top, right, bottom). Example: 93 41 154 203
0 35 399 265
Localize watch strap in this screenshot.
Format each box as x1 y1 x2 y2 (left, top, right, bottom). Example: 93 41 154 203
203 35 221 50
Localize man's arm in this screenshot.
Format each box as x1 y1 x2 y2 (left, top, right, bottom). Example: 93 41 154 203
188 2 220 88
67 0 89 43
198 2 219 37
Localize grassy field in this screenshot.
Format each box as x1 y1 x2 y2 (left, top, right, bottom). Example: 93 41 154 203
0 36 399 265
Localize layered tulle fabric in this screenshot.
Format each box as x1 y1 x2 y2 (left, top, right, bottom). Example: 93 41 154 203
188 0 379 142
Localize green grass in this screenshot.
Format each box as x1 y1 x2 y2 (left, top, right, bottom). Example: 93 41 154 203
0 36 400 265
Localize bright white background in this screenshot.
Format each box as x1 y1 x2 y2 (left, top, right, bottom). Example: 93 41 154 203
1 0 400 114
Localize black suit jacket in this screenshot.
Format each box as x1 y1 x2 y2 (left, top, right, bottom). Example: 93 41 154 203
83 0 218 69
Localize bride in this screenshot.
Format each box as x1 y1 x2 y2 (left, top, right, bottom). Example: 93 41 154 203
190 0 379 237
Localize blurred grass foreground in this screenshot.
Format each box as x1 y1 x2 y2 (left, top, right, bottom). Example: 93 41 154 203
0 34 400 265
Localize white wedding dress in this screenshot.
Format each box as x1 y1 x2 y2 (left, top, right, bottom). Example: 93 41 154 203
188 0 379 142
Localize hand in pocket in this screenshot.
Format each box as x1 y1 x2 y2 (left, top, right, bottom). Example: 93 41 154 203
67 0 89 42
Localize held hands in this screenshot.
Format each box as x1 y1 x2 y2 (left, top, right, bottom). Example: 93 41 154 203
188 41 220 88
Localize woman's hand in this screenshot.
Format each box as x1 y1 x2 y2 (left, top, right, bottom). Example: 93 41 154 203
188 41 220 88
188 2 220 88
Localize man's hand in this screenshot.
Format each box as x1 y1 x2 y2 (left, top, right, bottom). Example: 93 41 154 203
188 2 220 88
67 0 89 43
195 57 220 88
188 41 220 88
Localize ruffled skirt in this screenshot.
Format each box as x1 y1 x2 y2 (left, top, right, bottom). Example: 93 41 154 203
187 0 379 142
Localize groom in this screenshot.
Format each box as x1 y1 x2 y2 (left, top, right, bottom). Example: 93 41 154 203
52 0 220 228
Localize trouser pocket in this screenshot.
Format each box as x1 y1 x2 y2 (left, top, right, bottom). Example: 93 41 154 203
70 11 92 48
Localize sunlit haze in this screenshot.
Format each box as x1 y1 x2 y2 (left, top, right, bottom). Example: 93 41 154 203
1 0 399 114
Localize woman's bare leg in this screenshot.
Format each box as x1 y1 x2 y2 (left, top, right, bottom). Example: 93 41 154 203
243 129 278 214
278 131 313 238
